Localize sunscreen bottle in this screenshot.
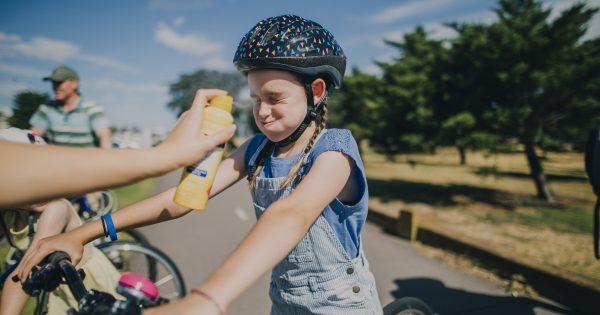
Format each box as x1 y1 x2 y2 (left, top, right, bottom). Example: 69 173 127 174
173 95 234 210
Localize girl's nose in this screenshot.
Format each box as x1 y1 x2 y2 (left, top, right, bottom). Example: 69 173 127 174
257 103 271 119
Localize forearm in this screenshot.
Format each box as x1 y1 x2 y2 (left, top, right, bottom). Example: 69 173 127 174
0 271 29 315
74 187 189 244
199 202 312 307
0 142 179 207
98 135 112 149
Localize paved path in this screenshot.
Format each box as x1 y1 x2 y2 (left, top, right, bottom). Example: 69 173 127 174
137 171 569 315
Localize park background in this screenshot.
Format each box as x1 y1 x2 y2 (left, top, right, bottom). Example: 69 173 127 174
1 0 600 313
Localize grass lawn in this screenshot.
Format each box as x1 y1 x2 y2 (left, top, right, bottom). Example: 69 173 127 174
363 145 599 290
112 177 157 209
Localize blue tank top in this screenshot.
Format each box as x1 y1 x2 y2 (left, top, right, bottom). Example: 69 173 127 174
244 128 368 258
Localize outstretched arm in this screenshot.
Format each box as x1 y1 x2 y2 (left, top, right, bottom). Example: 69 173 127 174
145 150 354 315
15 134 250 283
0 89 236 208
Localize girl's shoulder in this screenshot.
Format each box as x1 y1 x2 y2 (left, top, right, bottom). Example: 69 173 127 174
311 128 361 161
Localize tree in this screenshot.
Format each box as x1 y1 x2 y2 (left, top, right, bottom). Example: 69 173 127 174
8 91 49 129
328 68 382 153
435 22 501 165
372 27 445 157
167 69 246 116
446 0 599 201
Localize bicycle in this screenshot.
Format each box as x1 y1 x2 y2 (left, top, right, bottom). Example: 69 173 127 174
383 296 435 315
21 251 165 315
96 241 186 300
0 211 186 314
69 191 151 246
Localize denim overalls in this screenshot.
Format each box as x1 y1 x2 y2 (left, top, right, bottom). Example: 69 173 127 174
247 131 383 315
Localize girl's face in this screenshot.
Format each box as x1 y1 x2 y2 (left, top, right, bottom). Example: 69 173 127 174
248 70 308 142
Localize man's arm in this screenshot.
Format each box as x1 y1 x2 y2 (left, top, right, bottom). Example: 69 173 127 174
95 127 112 149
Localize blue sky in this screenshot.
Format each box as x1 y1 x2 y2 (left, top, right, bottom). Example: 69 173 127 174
1 0 598 129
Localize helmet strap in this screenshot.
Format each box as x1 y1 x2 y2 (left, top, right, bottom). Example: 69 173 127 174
275 80 324 147
249 80 326 181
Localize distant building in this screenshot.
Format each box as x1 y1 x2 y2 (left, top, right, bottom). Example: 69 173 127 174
0 107 13 129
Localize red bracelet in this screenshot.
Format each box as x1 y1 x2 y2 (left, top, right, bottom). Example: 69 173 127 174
190 288 225 315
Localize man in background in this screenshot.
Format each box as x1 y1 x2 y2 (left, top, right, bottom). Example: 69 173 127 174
30 66 112 148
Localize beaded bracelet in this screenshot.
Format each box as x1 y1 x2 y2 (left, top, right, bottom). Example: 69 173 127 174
190 288 224 315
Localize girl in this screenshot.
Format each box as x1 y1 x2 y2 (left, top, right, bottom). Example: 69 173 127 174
17 15 383 314
0 128 121 315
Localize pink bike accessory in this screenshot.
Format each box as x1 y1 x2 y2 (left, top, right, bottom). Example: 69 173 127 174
118 272 159 299
191 288 224 315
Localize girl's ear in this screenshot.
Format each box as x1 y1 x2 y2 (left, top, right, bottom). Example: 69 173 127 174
311 78 327 104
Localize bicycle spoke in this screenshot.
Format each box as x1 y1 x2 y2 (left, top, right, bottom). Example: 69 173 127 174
154 274 174 287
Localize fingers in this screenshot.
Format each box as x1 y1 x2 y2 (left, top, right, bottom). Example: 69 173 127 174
16 243 48 282
189 89 228 118
203 125 237 148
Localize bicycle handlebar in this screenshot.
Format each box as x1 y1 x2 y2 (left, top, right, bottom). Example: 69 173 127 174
19 251 160 315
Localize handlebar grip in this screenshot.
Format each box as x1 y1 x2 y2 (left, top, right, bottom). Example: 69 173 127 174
47 251 71 265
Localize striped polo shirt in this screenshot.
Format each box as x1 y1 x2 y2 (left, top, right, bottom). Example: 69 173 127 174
29 99 110 147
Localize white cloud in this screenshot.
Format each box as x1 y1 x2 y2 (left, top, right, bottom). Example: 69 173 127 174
452 10 497 24
0 32 138 73
0 81 30 97
78 54 138 73
173 16 186 27
153 22 229 69
89 78 168 94
149 0 213 11
0 32 79 61
366 0 467 24
155 22 222 56
0 63 46 78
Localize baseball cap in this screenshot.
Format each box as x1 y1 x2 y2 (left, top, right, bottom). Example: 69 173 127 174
43 66 79 82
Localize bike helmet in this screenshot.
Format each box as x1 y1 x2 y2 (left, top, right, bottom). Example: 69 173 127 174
234 14 346 88
233 14 346 147
0 127 46 145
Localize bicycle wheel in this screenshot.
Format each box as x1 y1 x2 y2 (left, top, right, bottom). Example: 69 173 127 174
118 229 151 247
96 241 186 301
383 297 434 315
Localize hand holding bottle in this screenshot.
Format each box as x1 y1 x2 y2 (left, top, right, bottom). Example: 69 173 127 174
157 89 236 171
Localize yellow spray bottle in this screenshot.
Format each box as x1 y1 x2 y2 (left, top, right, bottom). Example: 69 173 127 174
173 95 234 210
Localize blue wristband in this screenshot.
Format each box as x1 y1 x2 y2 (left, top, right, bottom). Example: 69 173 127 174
103 214 118 241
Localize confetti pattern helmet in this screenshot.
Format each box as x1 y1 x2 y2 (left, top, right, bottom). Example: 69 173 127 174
233 14 346 89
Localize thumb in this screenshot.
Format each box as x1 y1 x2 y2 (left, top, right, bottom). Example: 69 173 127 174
202 124 236 148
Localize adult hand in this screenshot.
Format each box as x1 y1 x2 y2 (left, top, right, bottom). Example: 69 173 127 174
16 233 84 284
157 89 236 169
143 293 224 315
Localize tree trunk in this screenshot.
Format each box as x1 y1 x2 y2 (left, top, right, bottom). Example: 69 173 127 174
458 146 467 165
524 141 555 202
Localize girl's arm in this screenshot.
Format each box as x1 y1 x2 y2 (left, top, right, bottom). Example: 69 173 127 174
0 201 72 315
208 138 251 199
145 150 354 314
16 187 185 281
0 89 235 208
0 271 29 315
15 139 251 283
